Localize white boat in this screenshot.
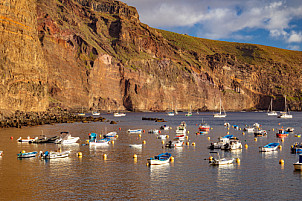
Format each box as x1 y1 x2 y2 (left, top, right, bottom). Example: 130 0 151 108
213 98 226 118
157 135 168 139
293 155 302 170
89 138 110 146
40 150 70 159
147 152 172 165
278 95 292 118
127 129 142 134
221 137 242 150
0 151 3 156
17 136 38 143
209 152 234 165
92 111 100 116
148 129 159 134
176 121 186 134
244 127 254 132
129 144 143 148
104 131 117 138
267 98 278 116
185 105 192 116
55 132 80 144
167 112 175 116
174 135 185 141
160 125 170 130
114 112 126 117
259 143 280 152
165 140 184 147
208 135 233 149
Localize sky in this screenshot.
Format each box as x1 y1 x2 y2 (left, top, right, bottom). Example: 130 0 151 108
121 0 302 51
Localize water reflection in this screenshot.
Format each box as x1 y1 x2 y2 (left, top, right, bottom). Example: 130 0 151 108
149 163 170 183
260 151 279 159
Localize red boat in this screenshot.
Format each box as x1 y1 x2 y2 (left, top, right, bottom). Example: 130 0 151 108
198 122 211 132
276 129 289 138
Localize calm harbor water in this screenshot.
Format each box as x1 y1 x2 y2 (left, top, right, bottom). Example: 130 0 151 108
1 112 302 200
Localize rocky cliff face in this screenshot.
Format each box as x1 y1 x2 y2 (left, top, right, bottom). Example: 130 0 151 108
1 0 302 114
0 0 48 114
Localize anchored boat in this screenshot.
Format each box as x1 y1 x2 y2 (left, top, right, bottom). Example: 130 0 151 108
209 152 234 165
259 143 280 152
147 152 172 165
17 151 37 158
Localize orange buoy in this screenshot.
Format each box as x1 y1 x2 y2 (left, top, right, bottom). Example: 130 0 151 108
10 136 13 140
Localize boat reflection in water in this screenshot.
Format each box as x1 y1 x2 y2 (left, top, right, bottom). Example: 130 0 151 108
149 163 170 183
260 150 278 159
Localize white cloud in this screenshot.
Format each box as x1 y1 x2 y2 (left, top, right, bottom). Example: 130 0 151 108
287 31 302 43
122 0 302 48
287 45 300 50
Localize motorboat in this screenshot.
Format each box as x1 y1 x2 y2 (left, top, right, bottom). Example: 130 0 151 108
208 135 234 149
165 140 184 148
176 122 187 134
244 126 254 132
221 137 242 150
113 112 126 117
92 111 100 116
167 111 175 116
160 125 170 130
147 152 172 165
198 121 211 132
254 130 267 137
55 132 80 144
293 154 302 170
213 98 227 118
148 129 159 134
89 138 110 146
129 144 143 148
224 122 230 127
259 143 280 152
17 151 37 158
29 135 60 144
276 129 289 138
127 129 142 134
157 135 168 139
209 152 234 165
291 143 302 154
40 150 70 159
17 136 38 143
286 127 294 132
103 131 117 138
267 98 278 116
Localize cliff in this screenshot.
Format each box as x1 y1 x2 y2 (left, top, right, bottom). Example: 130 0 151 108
1 0 302 114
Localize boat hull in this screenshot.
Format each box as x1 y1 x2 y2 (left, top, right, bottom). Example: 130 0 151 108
294 163 302 170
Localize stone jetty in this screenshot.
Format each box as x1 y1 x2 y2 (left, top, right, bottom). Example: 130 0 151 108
0 108 106 128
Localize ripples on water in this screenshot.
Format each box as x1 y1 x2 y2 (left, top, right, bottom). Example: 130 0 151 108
1 112 302 200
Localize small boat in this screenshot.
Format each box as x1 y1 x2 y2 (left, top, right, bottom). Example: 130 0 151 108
103 131 117 138
224 122 230 127
0 151 3 156
185 105 192 116
198 120 211 132
196 131 208 135
29 135 60 144
148 129 159 134
160 125 170 130
293 154 302 170
127 129 142 134
267 98 278 116
55 132 80 144
209 152 234 165
40 150 70 159
286 127 294 132
89 138 110 146
291 143 302 154
167 111 175 116
165 140 184 148
176 122 187 134
147 152 172 165
129 144 143 148
253 123 260 128
78 106 85 116
244 126 254 132
113 112 126 117
208 135 233 149
17 136 38 143
276 128 289 138
92 111 100 116
277 95 292 118
259 142 280 152
157 135 168 139
221 137 242 150
17 151 37 158
254 130 267 137
213 98 226 118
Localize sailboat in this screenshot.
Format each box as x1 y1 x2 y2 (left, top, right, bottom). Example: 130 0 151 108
167 103 175 116
278 95 292 118
185 105 192 116
267 98 277 116
175 104 178 114
213 98 226 118
78 106 85 116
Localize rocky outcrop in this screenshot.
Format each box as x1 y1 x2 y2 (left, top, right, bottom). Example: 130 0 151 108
1 0 302 115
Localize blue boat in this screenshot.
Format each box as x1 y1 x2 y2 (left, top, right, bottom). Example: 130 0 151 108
17 151 38 158
291 143 302 154
147 152 172 165
259 143 280 152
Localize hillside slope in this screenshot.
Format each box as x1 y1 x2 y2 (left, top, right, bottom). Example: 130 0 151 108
1 0 302 114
